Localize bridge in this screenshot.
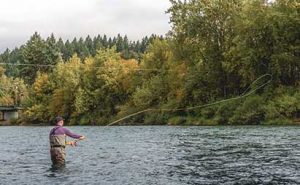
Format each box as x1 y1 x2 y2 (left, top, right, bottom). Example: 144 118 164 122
0 106 22 122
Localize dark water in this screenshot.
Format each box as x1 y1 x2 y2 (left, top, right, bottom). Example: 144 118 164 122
0 126 300 185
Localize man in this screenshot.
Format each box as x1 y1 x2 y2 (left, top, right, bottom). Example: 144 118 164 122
49 116 85 167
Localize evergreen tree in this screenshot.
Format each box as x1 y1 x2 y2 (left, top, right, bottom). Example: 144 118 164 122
76 37 90 59
45 33 61 66
102 35 108 48
20 32 48 84
93 35 103 54
85 35 95 56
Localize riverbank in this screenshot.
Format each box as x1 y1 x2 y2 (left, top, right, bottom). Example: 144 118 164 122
1 118 300 126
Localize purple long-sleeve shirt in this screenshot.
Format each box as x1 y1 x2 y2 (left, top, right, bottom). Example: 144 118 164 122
49 126 82 139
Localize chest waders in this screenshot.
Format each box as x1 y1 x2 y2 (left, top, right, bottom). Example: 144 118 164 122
49 134 66 167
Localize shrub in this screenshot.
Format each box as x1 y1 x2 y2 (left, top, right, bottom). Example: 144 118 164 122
229 95 265 125
144 112 169 125
214 100 240 124
262 118 293 125
264 92 300 120
168 116 186 125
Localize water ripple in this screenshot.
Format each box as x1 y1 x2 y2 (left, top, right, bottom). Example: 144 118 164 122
0 126 300 184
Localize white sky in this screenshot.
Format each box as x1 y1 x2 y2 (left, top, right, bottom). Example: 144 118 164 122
0 0 171 52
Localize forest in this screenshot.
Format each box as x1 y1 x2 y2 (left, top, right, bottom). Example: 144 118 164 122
0 0 299 125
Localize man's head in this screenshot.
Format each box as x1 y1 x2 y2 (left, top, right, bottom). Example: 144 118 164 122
55 116 64 126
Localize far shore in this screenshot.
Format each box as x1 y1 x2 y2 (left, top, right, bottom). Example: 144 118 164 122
1 122 300 127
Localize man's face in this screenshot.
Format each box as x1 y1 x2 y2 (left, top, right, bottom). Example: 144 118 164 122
58 120 64 126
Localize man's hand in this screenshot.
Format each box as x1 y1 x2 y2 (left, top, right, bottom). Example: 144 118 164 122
79 135 86 140
70 141 77 147
66 141 77 147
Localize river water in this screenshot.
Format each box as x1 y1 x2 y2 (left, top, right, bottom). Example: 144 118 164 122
0 126 299 185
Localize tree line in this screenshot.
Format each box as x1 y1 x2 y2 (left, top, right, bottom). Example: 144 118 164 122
0 33 162 84
0 0 299 125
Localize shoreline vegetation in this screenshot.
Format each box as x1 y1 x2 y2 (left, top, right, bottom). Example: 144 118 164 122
1 120 300 127
1 116 300 126
0 0 299 126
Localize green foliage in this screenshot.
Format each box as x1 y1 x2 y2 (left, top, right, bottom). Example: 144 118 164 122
229 96 265 125
213 101 240 125
168 116 186 125
0 33 161 78
1 0 299 125
185 116 218 126
144 112 169 125
22 47 140 125
262 118 293 126
264 89 300 120
20 32 61 84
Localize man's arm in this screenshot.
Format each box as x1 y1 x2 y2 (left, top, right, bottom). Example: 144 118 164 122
63 128 85 139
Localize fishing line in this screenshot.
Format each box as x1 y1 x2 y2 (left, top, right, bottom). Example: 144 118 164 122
106 74 272 126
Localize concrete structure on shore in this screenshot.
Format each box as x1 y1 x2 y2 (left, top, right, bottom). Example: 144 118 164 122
0 106 21 123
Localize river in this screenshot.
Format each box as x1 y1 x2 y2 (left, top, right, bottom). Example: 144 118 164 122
0 126 299 184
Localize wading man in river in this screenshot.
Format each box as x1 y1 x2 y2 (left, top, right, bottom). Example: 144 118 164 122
49 116 85 167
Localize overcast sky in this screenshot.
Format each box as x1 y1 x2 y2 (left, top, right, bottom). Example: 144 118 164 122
0 0 171 52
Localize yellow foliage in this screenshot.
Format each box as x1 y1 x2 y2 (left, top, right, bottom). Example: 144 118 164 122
55 54 82 87
121 59 139 74
0 95 14 105
0 66 5 76
83 57 95 73
49 88 65 116
0 72 28 106
33 73 51 97
119 59 139 91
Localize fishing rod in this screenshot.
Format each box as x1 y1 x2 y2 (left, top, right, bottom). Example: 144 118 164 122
106 74 272 126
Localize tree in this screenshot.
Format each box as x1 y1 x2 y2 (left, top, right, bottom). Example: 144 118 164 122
45 33 61 66
0 66 27 106
168 0 242 105
85 35 95 56
20 32 48 84
130 39 173 110
93 35 103 55
64 39 75 60
49 54 82 120
76 37 90 59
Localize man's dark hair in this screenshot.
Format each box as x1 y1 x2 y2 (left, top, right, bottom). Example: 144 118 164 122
55 116 64 124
